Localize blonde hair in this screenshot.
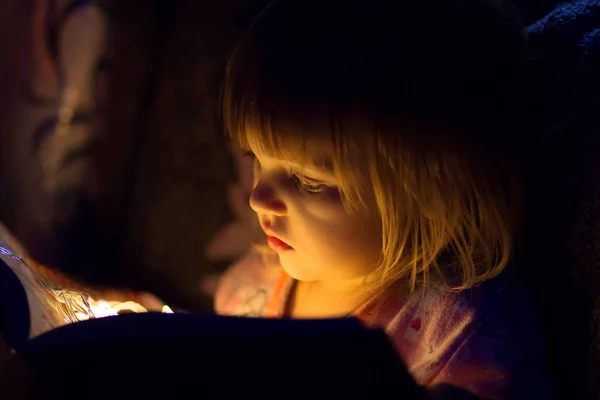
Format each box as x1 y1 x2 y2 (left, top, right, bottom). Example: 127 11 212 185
223 0 526 297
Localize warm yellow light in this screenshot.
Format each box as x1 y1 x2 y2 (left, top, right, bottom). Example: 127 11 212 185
0 242 173 340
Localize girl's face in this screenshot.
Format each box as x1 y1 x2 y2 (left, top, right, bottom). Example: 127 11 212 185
248 148 382 284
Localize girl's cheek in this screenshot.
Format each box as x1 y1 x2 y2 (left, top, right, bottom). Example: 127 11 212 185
323 187 343 203
283 183 342 204
252 160 262 189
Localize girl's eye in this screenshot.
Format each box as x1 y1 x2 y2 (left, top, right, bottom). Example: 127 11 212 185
289 174 328 194
241 149 255 159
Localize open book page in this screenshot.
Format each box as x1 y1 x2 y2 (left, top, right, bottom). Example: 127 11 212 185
0 222 170 341
0 222 66 339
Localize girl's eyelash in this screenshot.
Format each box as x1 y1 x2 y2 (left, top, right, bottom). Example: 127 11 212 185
242 150 327 194
289 174 328 194
241 150 255 158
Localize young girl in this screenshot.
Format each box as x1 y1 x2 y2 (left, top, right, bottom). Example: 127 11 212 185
216 0 551 397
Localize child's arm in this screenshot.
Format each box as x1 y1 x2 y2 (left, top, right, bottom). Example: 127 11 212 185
425 322 550 399
384 282 552 399
429 288 551 399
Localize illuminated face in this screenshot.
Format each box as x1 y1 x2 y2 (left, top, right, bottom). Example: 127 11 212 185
248 149 382 284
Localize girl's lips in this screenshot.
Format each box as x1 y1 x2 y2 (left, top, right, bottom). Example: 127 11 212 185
267 236 293 252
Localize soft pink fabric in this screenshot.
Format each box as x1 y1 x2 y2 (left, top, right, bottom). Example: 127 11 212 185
215 253 552 399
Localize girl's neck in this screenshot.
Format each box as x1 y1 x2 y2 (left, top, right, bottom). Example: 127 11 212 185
284 277 373 319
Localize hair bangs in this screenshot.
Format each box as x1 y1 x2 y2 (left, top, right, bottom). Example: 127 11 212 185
223 35 371 211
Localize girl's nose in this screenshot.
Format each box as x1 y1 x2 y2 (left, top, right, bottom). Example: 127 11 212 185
249 180 287 216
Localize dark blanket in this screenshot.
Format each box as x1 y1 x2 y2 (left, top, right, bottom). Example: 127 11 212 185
525 0 600 136
519 1 600 399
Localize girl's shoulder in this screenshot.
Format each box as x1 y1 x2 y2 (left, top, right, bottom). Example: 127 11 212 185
214 252 283 317
374 273 539 339
366 276 550 397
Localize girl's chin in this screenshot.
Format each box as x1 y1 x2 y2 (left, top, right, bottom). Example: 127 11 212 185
280 257 374 285
279 260 319 282
279 259 346 283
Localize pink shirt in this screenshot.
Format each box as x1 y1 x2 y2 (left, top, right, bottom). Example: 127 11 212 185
215 253 552 399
